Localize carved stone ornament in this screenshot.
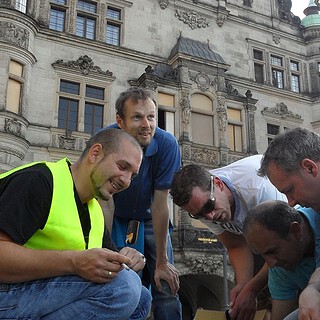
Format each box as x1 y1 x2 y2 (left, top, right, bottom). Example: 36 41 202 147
243 0 253 7
216 99 227 131
262 102 302 120
191 73 211 92
175 10 209 30
158 0 169 9
0 21 29 49
181 91 191 131
53 55 113 76
4 118 22 136
59 131 76 150
273 34 281 44
217 10 228 27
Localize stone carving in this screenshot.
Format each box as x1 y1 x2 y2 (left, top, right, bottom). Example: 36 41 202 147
190 73 211 92
53 55 113 76
190 147 218 165
0 21 29 49
217 10 228 27
243 0 253 7
4 118 22 136
216 98 227 131
181 91 191 129
175 10 209 29
262 102 302 120
158 0 169 9
59 131 76 150
273 34 280 44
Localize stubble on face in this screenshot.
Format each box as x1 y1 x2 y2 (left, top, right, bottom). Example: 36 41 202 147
118 98 156 148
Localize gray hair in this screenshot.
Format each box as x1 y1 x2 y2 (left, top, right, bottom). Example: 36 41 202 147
259 127 320 176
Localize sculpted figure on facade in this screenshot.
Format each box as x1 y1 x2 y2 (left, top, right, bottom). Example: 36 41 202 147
181 91 191 133
216 98 227 131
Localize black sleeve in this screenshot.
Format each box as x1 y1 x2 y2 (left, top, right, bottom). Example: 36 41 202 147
102 228 119 252
0 164 53 244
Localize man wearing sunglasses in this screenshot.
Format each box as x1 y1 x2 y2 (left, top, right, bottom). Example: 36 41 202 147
170 154 287 320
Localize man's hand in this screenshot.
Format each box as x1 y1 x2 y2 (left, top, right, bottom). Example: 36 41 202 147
154 261 180 295
119 247 146 272
229 283 257 320
298 285 320 319
73 248 132 283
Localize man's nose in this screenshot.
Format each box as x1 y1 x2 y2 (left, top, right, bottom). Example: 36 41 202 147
287 195 298 207
141 117 150 127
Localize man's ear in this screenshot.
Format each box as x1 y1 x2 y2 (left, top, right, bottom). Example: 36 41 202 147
301 158 318 177
89 143 103 163
290 222 302 241
213 176 224 190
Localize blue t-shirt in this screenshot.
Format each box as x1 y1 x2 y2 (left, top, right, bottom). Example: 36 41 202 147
268 207 320 300
107 124 181 220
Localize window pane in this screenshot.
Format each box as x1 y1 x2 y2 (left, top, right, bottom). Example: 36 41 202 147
272 69 284 88
190 94 212 112
60 80 80 95
49 8 65 31
253 49 263 61
267 124 279 135
107 7 121 20
86 18 95 39
290 61 299 71
7 79 21 113
86 85 104 100
15 0 27 13
158 93 174 107
228 124 242 152
254 63 264 84
106 23 120 45
271 55 282 66
191 113 213 145
52 0 66 4
9 60 23 77
58 98 78 131
84 103 103 134
76 16 85 37
291 74 300 93
227 108 241 121
77 0 97 13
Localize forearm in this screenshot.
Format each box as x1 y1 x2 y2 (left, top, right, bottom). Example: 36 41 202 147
150 190 170 264
243 262 268 297
0 242 76 283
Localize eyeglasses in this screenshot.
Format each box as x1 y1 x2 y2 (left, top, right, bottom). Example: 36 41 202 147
188 175 216 219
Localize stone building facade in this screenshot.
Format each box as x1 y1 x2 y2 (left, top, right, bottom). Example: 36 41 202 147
1 0 320 318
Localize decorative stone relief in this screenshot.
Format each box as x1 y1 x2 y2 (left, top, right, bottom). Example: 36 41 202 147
273 34 280 44
191 73 210 92
303 62 309 93
4 118 22 136
216 9 228 27
52 55 113 76
261 102 302 120
175 10 209 29
216 98 227 131
190 146 219 165
181 91 191 135
0 21 29 49
243 0 253 7
59 131 76 150
158 0 169 9
182 252 223 274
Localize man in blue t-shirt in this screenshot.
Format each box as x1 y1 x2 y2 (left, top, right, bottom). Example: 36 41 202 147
100 88 182 320
243 200 320 320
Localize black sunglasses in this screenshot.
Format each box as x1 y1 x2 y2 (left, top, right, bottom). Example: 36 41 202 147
188 175 216 219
